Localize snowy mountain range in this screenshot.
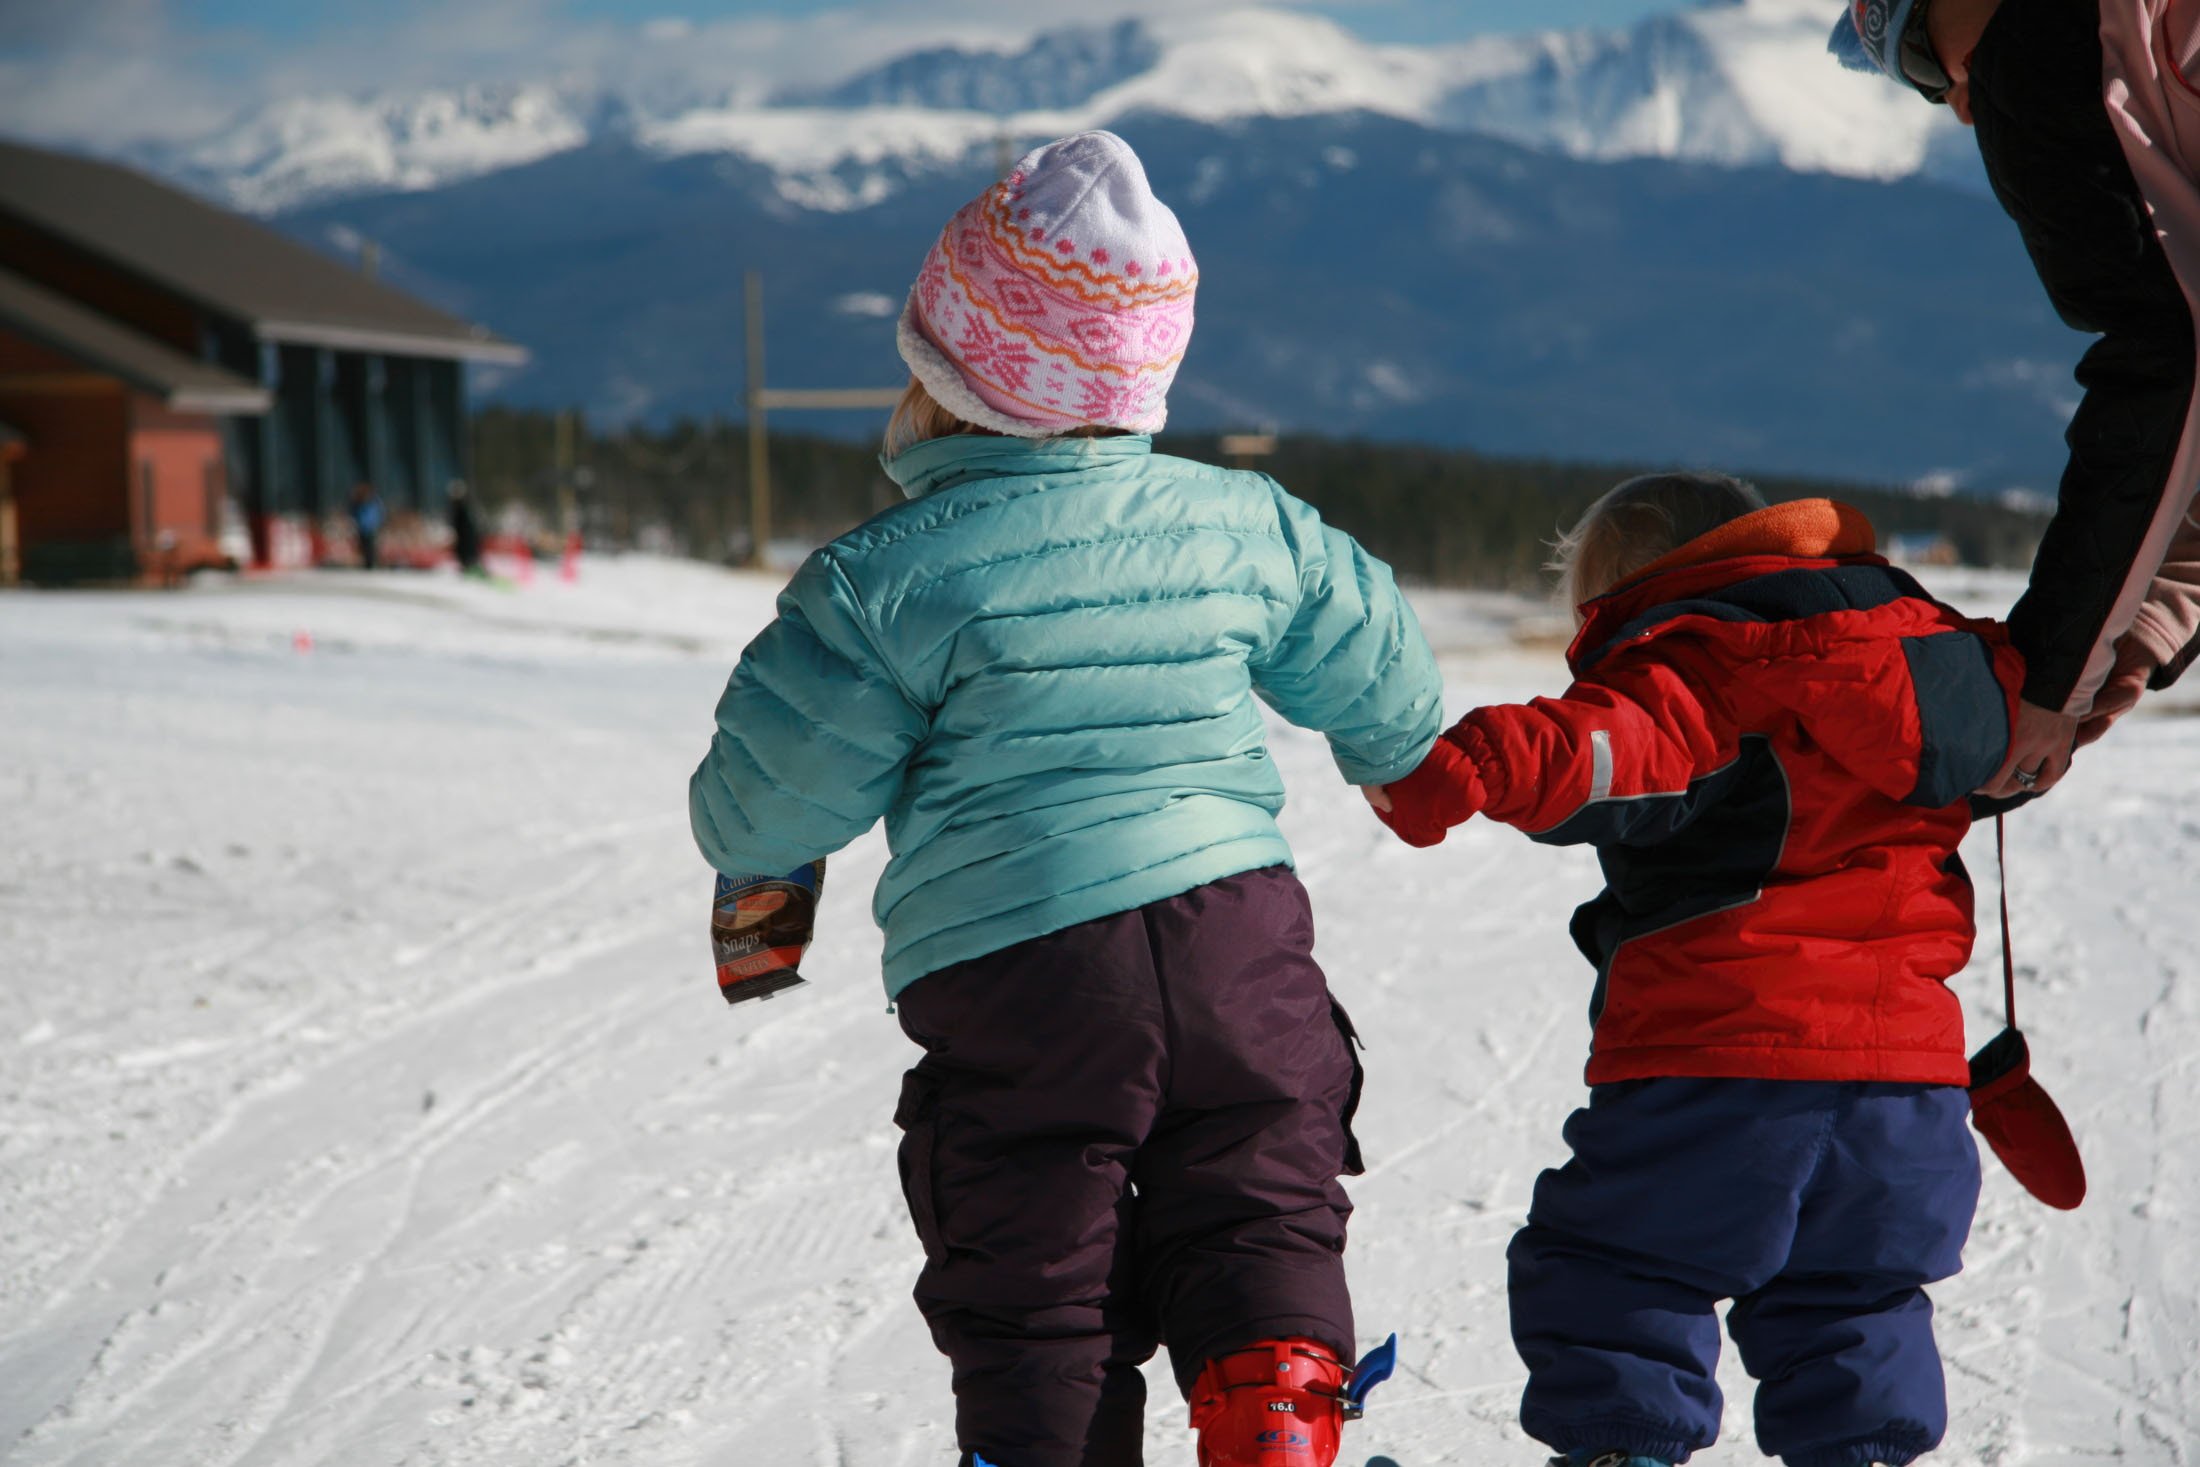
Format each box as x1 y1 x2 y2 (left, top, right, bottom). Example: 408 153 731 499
131 1 1973 216
277 108 2071 491
68 0 2083 493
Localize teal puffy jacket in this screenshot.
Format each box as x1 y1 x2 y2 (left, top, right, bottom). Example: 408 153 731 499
690 433 1442 995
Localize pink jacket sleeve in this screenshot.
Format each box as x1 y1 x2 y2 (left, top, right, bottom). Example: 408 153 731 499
2128 506 2200 683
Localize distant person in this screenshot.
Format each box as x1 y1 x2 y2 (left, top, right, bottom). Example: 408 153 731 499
349 481 384 571
689 131 1436 1467
447 481 483 576
1835 0 2200 796
1369 475 2024 1467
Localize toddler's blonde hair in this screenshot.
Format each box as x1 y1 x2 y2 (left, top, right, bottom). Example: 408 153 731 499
1551 471 1767 610
882 378 1125 459
883 378 982 459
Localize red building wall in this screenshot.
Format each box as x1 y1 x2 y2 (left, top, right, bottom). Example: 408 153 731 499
0 324 232 581
130 398 229 575
0 374 131 580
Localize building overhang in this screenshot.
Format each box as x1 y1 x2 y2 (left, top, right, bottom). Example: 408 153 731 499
0 267 270 417
0 143 532 377
255 319 530 366
168 383 274 414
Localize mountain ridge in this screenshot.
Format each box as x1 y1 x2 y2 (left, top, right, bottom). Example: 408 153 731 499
15 5 2061 495
271 110 2072 493
105 2 1970 216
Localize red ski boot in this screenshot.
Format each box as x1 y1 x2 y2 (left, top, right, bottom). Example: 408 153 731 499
1188 1337 1349 1467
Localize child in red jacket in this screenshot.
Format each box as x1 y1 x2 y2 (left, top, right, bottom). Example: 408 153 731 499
1374 473 2023 1467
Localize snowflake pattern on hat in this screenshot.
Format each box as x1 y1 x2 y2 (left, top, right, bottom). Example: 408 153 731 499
898 131 1197 437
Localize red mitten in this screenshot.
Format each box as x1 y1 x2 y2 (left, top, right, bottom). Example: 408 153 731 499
1375 735 1486 848
1968 1027 2086 1210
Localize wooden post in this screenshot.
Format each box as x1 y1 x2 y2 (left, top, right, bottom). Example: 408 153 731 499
745 270 769 567
0 460 17 588
1220 432 1279 472
732 268 901 566
555 408 576 536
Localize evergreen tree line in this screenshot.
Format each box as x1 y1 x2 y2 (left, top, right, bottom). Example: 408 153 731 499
471 408 2049 592
470 408 902 561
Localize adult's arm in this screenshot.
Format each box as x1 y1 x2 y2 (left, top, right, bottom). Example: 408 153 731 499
1966 0 2200 723
1940 0 2200 795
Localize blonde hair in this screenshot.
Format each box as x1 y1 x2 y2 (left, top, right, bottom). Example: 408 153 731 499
881 377 1129 459
1550 471 1767 609
883 378 985 459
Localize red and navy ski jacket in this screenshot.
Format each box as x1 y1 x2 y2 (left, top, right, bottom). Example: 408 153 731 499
1404 501 2025 1085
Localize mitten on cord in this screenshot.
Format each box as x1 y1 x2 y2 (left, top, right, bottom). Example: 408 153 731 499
1375 735 1485 847
1968 1027 2086 1210
710 859 827 1004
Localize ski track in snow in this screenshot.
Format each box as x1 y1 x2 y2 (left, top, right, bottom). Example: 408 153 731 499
1 560 2194 1465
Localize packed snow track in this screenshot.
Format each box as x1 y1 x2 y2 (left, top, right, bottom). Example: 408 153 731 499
1 560 2193 1465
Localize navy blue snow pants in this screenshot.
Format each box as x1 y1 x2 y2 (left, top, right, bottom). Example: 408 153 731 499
1509 1078 1980 1467
892 866 1364 1467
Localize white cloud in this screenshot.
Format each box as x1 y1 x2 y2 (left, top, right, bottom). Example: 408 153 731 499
833 291 900 318
0 49 234 149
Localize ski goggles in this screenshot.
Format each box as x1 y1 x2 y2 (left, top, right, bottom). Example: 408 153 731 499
1831 0 1955 104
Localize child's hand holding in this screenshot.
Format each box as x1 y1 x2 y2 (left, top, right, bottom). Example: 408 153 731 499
1363 735 1485 847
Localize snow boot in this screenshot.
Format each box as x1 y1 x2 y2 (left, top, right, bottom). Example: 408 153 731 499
1548 1453 1674 1467
1189 1337 1350 1467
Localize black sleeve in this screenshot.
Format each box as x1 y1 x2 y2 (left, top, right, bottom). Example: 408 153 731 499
1968 0 2200 714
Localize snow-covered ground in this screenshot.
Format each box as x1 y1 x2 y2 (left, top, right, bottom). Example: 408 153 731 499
2 556 2194 1465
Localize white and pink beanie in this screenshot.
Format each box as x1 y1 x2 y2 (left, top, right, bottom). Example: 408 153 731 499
898 131 1197 437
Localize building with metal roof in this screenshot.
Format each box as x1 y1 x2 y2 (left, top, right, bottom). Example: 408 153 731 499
0 266 272 415
0 138 527 583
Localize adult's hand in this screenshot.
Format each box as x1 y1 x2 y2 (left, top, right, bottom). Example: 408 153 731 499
1928 0 2006 125
1980 698 2081 798
2075 640 2159 749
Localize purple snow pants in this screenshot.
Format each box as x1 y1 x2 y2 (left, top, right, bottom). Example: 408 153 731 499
890 866 1364 1467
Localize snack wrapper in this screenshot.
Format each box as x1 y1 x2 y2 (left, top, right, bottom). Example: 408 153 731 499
710 860 825 1004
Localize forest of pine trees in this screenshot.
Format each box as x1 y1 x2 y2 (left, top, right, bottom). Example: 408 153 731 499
470 408 2049 593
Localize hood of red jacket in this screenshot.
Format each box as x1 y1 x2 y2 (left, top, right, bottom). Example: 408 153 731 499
1568 499 1882 670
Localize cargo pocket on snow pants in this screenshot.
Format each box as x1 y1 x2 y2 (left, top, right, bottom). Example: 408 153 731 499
893 1069 947 1263
1329 997 1368 1177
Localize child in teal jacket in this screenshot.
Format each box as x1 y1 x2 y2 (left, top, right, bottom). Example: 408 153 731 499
689 132 1439 1467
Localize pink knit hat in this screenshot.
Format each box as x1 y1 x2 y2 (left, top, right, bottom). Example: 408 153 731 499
898 131 1197 437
